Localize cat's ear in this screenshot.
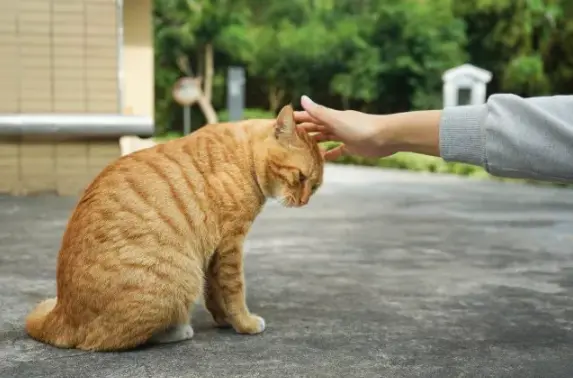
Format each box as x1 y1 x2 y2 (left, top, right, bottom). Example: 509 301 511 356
275 104 297 144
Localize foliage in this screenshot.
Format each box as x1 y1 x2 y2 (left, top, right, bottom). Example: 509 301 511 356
453 0 570 96
153 0 470 130
154 0 572 129
320 141 488 178
153 108 276 142
503 54 550 95
321 142 573 188
152 0 573 184
217 108 276 122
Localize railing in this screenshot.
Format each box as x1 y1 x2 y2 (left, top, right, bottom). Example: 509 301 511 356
0 114 154 138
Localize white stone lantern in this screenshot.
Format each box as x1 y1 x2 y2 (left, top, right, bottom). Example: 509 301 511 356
442 64 492 107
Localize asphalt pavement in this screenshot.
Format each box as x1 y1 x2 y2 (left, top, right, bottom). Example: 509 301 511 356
2 164 573 378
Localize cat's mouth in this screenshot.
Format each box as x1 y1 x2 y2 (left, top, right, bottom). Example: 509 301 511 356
276 196 302 208
276 196 294 207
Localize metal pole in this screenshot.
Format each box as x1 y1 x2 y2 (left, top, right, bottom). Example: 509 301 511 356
183 105 191 135
227 66 245 122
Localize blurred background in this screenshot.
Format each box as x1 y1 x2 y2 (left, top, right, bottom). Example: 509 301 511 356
155 0 572 127
154 0 572 180
0 0 572 196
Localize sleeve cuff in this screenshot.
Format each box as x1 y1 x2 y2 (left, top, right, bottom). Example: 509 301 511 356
439 104 488 168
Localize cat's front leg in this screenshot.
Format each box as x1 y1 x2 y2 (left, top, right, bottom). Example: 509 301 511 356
210 242 265 335
204 256 231 328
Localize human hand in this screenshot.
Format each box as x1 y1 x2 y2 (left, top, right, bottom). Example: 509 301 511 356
294 95 397 161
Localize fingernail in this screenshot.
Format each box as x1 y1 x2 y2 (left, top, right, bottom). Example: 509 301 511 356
301 95 316 108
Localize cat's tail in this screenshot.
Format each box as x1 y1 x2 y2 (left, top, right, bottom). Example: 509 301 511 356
25 297 77 348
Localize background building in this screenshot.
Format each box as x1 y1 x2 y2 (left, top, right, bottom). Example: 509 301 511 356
0 0 154 195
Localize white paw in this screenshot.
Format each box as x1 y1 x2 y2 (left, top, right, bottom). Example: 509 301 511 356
232 314 266 335
253 315 266 333
150 324 194 344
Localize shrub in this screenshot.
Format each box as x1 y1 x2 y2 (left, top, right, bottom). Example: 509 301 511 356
154 131 183 142
217 108 276 122
320 141 486 177
154 108 276 141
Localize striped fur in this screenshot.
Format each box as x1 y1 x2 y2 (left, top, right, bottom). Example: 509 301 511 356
25 105 324 351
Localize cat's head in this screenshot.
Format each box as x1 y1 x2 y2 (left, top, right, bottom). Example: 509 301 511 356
259 104 325 207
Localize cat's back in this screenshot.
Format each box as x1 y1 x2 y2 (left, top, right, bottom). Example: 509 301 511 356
82 121 253 194
63 120 271 246
89 118 270 186
112 119 270 175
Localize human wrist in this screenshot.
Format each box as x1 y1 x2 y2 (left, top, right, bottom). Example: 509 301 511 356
380 110 442 156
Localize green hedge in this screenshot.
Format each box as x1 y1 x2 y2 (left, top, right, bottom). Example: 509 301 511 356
217 108 276 122
320 141 489 179
154 108 276 142
154 131 183 142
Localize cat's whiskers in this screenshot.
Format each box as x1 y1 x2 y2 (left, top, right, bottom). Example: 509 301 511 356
275 195 294 207
276 196 289 206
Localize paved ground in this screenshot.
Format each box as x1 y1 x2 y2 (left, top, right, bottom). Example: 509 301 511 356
2 165 573 378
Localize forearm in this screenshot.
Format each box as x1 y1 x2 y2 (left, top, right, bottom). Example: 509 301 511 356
383 110 442 157
383 94 573 182
439 94 573 182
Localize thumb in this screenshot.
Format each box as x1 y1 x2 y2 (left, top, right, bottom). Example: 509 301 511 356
300 95 339 123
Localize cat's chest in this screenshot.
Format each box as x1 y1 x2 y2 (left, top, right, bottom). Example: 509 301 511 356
217 200 262 229
208 175 263 217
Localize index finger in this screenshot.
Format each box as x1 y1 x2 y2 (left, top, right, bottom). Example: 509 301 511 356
296 122 327 133
293 111 319 124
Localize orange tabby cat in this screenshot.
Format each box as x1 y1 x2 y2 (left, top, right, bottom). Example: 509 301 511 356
25 104 324 351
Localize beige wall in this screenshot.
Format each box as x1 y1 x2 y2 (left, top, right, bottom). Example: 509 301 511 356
122 0 154 118
0 0 154 116
0 138 121 196
0 0 119 114
0 0 154 196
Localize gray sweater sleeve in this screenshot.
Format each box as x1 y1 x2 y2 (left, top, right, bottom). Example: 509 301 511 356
439 93 573 182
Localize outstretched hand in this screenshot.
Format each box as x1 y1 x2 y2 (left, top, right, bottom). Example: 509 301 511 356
294 96 398 161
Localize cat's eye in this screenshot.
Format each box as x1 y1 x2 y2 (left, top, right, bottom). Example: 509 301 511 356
299 172 307 182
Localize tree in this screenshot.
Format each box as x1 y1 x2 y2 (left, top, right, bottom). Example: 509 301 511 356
367 0 467 112
542 0 573 94
454 0 566 96
153 0 253 131
186 0 253 103
152 0 572 136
